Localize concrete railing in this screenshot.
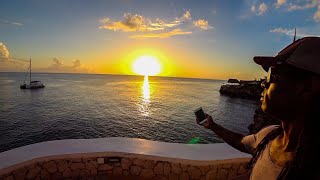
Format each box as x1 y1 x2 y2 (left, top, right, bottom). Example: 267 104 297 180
0 137 251 180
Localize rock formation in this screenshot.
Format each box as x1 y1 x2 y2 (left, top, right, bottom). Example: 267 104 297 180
219 79 280 134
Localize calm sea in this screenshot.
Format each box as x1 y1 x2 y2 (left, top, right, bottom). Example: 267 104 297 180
0 72 258 152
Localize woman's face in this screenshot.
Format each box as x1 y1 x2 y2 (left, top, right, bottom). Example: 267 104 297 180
260 67 300 121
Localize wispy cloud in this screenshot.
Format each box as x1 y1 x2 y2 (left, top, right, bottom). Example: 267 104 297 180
285 0 320 22
0 42 28 71
275 0 286 8
287 1 318 11
129 29 192 39
251 2 268 16
99 13 180 32
270 27 319 37
42 58 91 73
314 6 320 21
100 10 211 39
176 10 192 21
0 42 10 61
0 19 23 26
193 19 212 30
258 3 268 15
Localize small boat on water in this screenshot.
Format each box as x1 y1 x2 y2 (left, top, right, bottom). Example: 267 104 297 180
20 58 45 89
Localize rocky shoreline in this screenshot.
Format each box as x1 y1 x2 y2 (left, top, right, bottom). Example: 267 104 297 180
219 79 280 134
219 79 263 100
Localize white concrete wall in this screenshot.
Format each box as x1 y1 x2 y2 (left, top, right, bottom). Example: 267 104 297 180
0 137 251 180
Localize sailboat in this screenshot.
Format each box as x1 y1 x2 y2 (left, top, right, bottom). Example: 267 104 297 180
20 58 45 89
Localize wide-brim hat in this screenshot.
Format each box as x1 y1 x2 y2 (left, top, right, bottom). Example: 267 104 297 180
253 37 320 75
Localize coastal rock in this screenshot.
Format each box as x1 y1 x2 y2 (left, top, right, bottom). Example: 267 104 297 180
219 79 280 134
248 108 280 134
219 79 263 100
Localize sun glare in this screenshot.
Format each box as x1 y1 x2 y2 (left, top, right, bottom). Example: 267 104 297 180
132 56 161 76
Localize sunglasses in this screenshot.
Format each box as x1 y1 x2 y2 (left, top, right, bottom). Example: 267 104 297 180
264 67 280 87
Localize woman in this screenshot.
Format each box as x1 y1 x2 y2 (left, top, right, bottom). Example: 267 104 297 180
198 37 320 179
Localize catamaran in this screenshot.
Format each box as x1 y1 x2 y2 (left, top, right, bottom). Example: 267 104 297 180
20 58 45 89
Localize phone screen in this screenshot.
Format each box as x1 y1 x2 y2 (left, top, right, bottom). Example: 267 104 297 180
195 108 206 121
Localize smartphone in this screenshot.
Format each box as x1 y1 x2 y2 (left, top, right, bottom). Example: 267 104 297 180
194 107 207 125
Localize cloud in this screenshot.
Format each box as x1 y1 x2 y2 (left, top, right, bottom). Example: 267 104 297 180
100 10 210 39
52 57 64 66
314 5 320 22
275 0 286 8
250 2 268 15
286 1 320 22
258 3 268 15
149 19 181 29
0 42 10 61
43 58 90 73
72 59 81 68
99 13 181 32
251 5 256 12
270 27 319 37
129 29 192 39
0 42 28 71
287 1 318 11
193 19 212 30
177 10 192 21
99 13 147 32
0 19 23 26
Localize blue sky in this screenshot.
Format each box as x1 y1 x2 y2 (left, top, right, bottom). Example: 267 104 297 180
1 0 320 80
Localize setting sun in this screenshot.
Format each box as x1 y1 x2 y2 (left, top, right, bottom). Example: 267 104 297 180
132 55 162 76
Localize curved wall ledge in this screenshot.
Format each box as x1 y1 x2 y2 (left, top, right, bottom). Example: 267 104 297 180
0 137 251 180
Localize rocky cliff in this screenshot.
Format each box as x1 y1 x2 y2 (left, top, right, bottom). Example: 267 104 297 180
219 79 280 134
219 82 262 100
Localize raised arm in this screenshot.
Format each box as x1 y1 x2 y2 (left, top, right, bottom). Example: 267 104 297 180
198 114 250 154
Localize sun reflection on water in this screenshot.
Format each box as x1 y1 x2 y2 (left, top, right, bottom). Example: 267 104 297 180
138 75 152 117
142 75 150 102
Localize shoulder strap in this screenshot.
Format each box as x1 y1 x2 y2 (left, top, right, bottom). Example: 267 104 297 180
245 127 283 169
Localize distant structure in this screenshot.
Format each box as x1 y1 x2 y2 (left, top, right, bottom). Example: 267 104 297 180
293 27 296 42
219 78 263 100
227 79 240 84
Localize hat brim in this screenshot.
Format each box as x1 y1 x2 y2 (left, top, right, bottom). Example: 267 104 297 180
253 56 279 72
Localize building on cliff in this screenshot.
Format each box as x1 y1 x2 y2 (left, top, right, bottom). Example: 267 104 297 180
219 79 263 100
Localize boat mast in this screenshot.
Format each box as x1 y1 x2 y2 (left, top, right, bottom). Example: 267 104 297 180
30 58 31 85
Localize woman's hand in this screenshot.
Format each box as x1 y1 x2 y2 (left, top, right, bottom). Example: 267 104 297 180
196 113 214 129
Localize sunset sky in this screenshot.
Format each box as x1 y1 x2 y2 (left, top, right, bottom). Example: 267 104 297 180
1 0 320 80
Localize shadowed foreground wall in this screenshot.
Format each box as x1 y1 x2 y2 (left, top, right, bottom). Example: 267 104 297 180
0 137 251 180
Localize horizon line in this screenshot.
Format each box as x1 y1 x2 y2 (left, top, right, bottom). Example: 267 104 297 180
0 71 232 81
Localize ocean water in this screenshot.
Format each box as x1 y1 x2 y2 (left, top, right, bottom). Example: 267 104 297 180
0 72 259 152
